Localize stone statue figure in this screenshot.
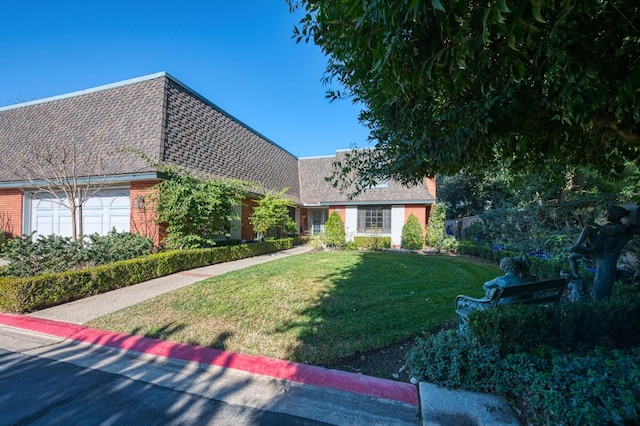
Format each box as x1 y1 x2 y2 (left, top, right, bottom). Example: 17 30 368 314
483 256 535 303
568 205 640 301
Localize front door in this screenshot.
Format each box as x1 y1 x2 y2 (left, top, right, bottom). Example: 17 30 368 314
310 208 328 235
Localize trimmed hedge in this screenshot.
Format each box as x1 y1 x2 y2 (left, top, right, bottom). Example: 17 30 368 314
353 236 391 250
469 291 640 355
0 238 294 313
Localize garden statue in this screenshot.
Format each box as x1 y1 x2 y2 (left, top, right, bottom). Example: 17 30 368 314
483 256 535 303
567 204 640 301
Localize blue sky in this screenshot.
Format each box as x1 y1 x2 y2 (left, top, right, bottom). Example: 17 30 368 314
0 1 370 158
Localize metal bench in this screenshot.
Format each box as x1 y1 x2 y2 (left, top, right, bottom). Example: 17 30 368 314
455 278 568 330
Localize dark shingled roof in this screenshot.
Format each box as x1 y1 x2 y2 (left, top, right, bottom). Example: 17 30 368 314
0 73 301 203
298 152 435 205
0 76 165 181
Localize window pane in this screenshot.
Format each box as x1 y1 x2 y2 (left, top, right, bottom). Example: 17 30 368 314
357 206 390 233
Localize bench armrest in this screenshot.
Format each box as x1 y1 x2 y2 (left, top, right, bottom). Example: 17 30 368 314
455 293 497 311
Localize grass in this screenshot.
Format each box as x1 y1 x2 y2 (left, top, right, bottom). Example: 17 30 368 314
87 251 499 364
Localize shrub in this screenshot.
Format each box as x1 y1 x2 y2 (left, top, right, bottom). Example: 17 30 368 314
401 213 424 250
84 230 154 264
324 212 346 248
309 233 327 250
469 292 640 355
249 189 297 240
426 204 446 249
153 167 249 249
440 236 459 252
494 347 640 425
407 330 640 425
2 231 154 278
2 234 82 277
353 236 391 250
406 329 500 391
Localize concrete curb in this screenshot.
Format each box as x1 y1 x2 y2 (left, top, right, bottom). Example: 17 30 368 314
419 382 520 425
0 313 419 407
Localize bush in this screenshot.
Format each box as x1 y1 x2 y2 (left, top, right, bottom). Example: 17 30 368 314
401 213 424 250
406 329 500 391
440 236 459 252
494 347 640 425
469 292 640 355
84 230 154 265
353 236 391 250
3 234 82 277
426 204 446 249
0 238 294 313
324 212 346 248
2 231 154 278
407 330 640 425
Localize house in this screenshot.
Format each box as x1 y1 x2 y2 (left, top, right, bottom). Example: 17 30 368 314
0 72 435 247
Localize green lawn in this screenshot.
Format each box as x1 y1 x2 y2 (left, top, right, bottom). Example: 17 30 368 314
87 251 499 364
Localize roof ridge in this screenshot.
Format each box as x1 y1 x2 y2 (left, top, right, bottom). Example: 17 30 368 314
0 72 169 112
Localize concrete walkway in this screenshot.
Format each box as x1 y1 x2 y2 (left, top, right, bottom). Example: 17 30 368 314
28 244 315 324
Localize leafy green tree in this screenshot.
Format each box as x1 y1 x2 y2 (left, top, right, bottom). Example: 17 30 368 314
324 211 346 248
289 1 640 190
250 189 297 240
154 167 248 249
427 204 447 249
401 213 424 250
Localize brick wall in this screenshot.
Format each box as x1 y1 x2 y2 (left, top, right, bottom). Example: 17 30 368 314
130 180 164 245
404 205 427 231
426 177 437 199
241 197 259 241
0 188 23 236
404 205 428 247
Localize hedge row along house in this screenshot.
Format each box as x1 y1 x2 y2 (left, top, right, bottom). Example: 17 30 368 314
0 72 436 248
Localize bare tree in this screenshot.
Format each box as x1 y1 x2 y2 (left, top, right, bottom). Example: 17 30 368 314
3 139 108 241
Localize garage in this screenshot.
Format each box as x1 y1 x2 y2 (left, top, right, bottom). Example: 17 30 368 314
29 188 130 239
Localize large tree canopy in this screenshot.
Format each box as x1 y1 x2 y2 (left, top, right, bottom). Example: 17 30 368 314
289 0 640 191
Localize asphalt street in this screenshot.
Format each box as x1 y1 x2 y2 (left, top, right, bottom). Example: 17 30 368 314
0 348 330 426
0 323 419 426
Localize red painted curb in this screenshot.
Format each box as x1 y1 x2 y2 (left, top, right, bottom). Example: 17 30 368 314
0 313 418 406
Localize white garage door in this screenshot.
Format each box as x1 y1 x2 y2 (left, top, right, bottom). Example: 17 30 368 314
31 188 130 238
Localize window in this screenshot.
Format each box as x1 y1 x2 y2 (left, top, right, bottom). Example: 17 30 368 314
371 180 388 188
357 206 391 233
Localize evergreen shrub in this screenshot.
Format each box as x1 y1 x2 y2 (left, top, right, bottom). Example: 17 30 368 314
426 204 446 248
324 212 346 248
401 213 424 250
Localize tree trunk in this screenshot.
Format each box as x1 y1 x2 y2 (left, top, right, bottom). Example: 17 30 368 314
590 230 636 301
591 257 617 301
70 202 78 242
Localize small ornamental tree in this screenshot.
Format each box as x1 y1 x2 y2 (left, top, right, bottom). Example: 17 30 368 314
324 211 346 248
427 204 446 249
401 213 424 250
250 189 297 241
154 167 248 249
